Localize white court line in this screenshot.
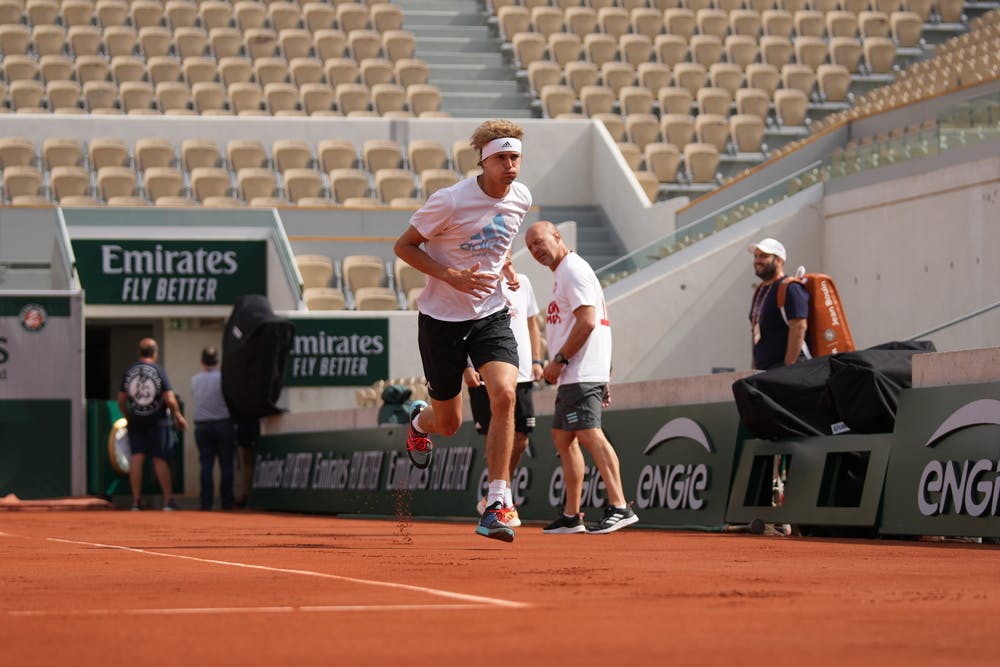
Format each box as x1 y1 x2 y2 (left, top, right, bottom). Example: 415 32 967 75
9 603 488 618
46 536 529 609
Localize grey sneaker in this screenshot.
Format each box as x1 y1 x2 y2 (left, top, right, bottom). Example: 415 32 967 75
163 500 179 512
542 513 586 534
405 400 432 469
587 505 638 534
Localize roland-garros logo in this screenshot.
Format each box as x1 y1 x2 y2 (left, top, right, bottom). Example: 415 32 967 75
636 417 713 511
917 399 1000 518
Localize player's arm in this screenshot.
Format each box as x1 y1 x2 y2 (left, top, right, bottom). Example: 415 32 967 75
394 225 495 297
543 304 596 384
528 314 543 381
163 389 187 431
501 252 519 291
784 318 807 366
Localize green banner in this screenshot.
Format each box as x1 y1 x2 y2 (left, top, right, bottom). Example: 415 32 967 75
880 382 1000 538
72 239 266 305
250 401 741 529
0 400 72 498
0 296 71 318
284 317 389 387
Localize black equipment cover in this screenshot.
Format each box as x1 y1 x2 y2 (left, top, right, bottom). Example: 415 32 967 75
222 295 294 419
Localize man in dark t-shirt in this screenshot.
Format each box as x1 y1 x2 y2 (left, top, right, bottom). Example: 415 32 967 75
748 238 809 371
117 337 187 510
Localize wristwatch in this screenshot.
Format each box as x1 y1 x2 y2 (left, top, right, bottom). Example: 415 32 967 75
553 352 569 366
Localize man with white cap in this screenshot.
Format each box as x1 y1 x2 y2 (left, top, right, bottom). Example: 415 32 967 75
394 119 531 542
748 237 809 370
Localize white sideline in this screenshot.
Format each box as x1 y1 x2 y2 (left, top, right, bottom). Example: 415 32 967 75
37 536 529 610
10 604 489 617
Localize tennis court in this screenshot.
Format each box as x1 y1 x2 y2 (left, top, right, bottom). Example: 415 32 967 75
2 509 998 666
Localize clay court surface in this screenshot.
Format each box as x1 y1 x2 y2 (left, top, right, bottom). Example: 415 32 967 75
2 510 998 666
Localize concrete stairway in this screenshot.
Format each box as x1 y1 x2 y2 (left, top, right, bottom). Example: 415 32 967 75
394 0 533 118
538 206 627 271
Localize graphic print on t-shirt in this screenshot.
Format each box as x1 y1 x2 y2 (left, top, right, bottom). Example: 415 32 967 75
124 364 164 418
460 214 513 256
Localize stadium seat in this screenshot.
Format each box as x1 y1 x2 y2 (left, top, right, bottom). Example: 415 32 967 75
565 6 598 38
696 8 728 39
626 112 662 150
157 82 195 115
817 64 851 102
660 113 696 151
354 286 400 311
774 88 809 126
237 167 277 202
348 29 383 62
317 140 358 172
182 139 222 171
329 168 370 203
97 165 138 201
730 114 766 153
864 36 896 74
583 33 617 67
407 140 449 176
746 63 780 98
265 82 304 116
281 168 323 204
119 81 156 114
83 81 120 113
633 170 660 202
50 165 91 201
735 88 771 120
452 141 479 176
420 169 460 198
782 64 817 97
135 139 176 171
192 82 230 114
859 11 891 38
336 83 371 115
165 0 198 28
683 143 720 183
343 255 387 292
762 9 794 38
511 32 545 68
229 82 266 116
144 167 186 203
890 11 924 47
709 63 744 99
637 62 672 93
302 2 336 32
190 166 233 202
672 63 708 97
696 87 732 117
47 81 84 113
371 3 404 33
75 56 110 85
580 85 615 116
42 138 84 169
663 8 697 41
695 113 730 152
829 37 863 73
394 258 426 297
616 142 643 171
10 80 46 112
304 287 347 311
657 86 694 115
375 168 416 204
644 142 682 183
793 35 827 70
541 85 578 118
371 83 407 115
826 11 859 39
654 33 688 68
3 166 45 201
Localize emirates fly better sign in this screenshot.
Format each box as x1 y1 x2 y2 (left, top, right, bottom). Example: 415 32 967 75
72 239 266 305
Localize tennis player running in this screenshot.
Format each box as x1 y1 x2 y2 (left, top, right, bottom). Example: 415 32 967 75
394 120 531 542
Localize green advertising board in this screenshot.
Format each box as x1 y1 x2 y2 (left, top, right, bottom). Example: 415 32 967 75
72 239 266 305
880 382 1000 538
284 317 389 387
250 400 741 530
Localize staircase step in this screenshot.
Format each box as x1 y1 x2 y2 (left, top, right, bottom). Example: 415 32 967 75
441 91 533 110
402 10 489 27
428 63 514 80
417 50 507 66
433 79 521 94
415 36 502 53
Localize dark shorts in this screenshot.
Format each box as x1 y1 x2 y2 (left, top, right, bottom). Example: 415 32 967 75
128 424 172 460
235 418 260 449
469 381 536 435
552 382 606 431
418 308 519 401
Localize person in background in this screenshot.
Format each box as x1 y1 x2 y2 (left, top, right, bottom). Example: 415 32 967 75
525 221 638 534
118 337 187 511
748 238 809 371
394 119 532 543
467 272 543 529
190 346 236 511
233 419 260 509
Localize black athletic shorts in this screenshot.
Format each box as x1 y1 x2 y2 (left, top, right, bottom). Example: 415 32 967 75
469 381 536 435
417 308 519 401
552 382 606 431
128 424 172 459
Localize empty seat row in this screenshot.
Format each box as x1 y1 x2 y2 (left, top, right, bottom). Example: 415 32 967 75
297 253 426 312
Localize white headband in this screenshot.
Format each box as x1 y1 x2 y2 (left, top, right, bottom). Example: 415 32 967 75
480 137 522 162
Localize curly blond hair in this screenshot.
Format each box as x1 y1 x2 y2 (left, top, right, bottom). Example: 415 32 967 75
469 120 525 152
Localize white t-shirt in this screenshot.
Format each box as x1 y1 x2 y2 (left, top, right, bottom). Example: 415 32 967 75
505 273 540 382
409 176 532 322
545 252 612 385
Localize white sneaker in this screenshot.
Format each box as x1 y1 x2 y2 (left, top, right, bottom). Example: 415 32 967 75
476 496 520 527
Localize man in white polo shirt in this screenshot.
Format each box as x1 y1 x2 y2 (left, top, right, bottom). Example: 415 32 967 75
525 220 638 535
394 120 531 543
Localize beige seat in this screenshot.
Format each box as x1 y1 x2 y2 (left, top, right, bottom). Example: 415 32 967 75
730 114 766 153
654 33 688 67
296 254 335 290
829 37 863 73
619 33 653 68
511 32 545 68
237 167 277 202
726 35 760 70
695 113 730 152
10 80 46 112
183 57 218 85
336 83 371 115
626 112 661 150
761 35 795 69
42 138 84 169
663 8 696 40
580 84 615 117
329 168 371 203
47 81 83 112
618 86 655 115
371 2 404 32
175 27 209 59
0 142 35 169
88 138 129 170
600 61 636 96
227 140 268 172
234 0 266 31
110 56 147 85
394 258 427 296
216 57 252 87
318 140 358 172
138 26 172 58
50 165 91 201
75 56 111 84
253 57 289 87
95 0 129 27
637 62 671 92
594 113 626 142
40 54 74 83
147 57 183 86
683 143 719 183
301 1 335 32
407 140 449 176
26 0 58 25
826 11 859 39
762 9 794 38
375 168 415 204
348 29 383 62
272 141 313 173
406 84 442 117
657 86 693 115
746 63 780 98
284 168 325 204
3 166 45 200
0 25 31 59
528 61 563 96
192 82 230 114
730 9 763 37
229 82 265 115
289 57 324 87
672 63 708 97
583 33 617 67
360 57 395 87
540 85 578 118
164 0 198 29
690 34 723 68
371 82 407 115
781 63 816 97
709 62 744 99
633 170 660 202
696 87 732 116
859 11 891 38
644 142 682 183
190 166 232 201
300 83 339 116
362 140 403 173
890 11 923 47
354 286 399 311
343 255 387 292
395 58 430 88
198 0 232 30
793 35 827 70
265 82 304 115
83 81 120 113
545 32 582 68
565 6 598 38
243 27 279 60
382 29 415 62
616 142 642 171
660 113 696 150
420 169 460 198
863 36 896 74
497 5 530 40
304 287 346 311
324 57 360 88
278 28 312 60
735 88 771 120
452 141 479 176
135 139 176 171
816 64 851 102
143 167 185 202
32 24 68 57
597 5 629 38
696 8 728 39
774 88 808 126
97 166 138 201
182 139 222 170
313 27 348 61
156 82 194 114
209 27 243 59
130 0 163 28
